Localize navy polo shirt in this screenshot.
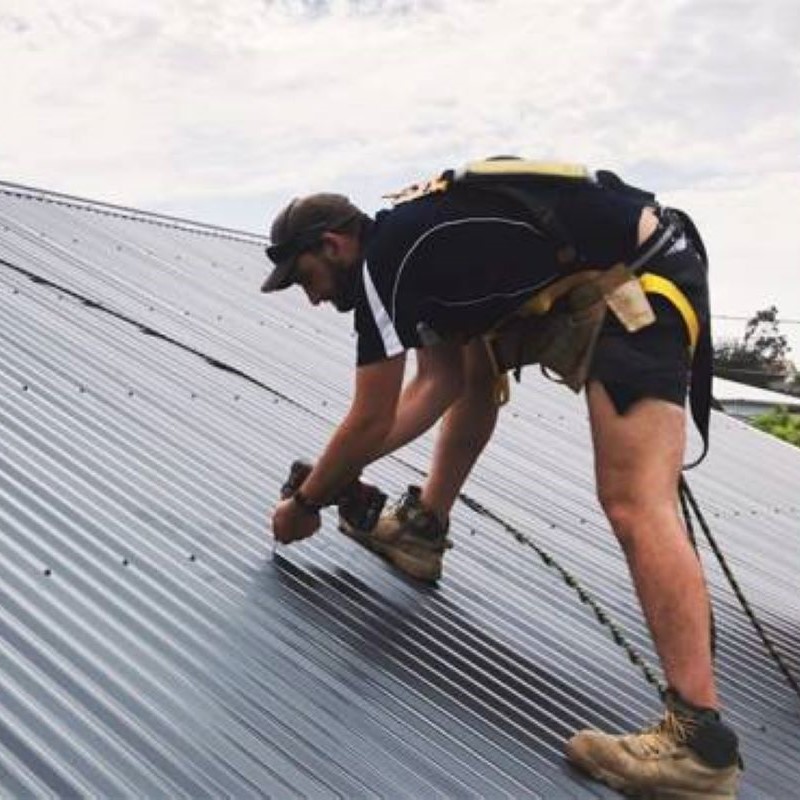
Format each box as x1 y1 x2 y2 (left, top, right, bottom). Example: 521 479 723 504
354 183 648 366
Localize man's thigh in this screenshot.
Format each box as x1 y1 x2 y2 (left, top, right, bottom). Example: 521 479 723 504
586 381 686 500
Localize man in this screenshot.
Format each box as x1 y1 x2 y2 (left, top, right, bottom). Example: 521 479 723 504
262 159 740 799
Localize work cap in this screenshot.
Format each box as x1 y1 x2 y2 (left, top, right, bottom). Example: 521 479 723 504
261 193 363 293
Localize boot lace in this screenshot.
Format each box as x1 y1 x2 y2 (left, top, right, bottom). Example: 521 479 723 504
634 711 696 756
389 488 453 548
391 486 422 522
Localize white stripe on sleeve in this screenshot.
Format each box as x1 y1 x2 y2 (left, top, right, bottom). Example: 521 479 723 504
363 263 404 358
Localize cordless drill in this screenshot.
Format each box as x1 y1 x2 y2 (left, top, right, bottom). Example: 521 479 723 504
281 460 387 532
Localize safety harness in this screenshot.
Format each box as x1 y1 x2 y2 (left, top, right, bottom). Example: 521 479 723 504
386 158 712 467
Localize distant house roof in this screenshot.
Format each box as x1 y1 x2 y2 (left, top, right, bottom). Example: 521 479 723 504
1 180 798 798
714 377 800 420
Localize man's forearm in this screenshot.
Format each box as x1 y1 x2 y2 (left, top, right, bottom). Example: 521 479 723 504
298 376 452 503
378 376 456 458
299 414 390 505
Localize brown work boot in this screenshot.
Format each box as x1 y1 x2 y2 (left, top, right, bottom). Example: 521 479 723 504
566 690 741 799
339 485 451 582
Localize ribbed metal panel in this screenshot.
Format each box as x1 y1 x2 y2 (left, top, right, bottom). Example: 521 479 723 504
0 182 797 798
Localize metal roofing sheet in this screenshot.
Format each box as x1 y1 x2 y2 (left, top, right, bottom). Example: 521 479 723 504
714 376 800 405
0 182 798 798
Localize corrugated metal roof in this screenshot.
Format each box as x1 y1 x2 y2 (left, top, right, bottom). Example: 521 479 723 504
0 180 798 798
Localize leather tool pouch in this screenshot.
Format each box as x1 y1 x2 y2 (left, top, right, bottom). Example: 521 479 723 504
605 274 656 332
486 264 650 392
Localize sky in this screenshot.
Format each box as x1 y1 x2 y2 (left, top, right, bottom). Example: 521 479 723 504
3 0 800 358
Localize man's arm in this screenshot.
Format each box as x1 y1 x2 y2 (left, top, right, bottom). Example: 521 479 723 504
377 340 465 457
302 352 407 500
272 353 406 543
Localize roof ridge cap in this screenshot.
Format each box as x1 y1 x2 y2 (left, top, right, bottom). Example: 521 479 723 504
0 179 265 245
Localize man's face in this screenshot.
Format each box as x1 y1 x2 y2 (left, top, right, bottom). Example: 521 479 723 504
293 244 360 312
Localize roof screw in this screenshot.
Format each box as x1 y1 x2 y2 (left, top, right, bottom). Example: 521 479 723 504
188 554 197 562
43 568 52 577
21 384 28 392
122 558 130 567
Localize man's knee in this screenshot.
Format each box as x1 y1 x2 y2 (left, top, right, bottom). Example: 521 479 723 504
598 485 638 532
598 482 681 552
596 481 657 548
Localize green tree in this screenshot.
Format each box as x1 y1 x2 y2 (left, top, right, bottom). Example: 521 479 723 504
714 305 794 390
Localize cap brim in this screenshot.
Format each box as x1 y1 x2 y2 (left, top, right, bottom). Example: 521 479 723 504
260 259 295 293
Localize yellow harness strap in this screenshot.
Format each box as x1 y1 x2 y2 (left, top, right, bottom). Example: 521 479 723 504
458 160 590 181
518 270 603 316
490 271 700 406
639 273 700 353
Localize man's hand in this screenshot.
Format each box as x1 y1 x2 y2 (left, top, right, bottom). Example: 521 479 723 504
271 497 321 544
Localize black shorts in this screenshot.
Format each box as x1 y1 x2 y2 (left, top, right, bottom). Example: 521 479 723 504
588 236 710 415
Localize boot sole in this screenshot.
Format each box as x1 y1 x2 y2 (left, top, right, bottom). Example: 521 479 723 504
338 521 441 583
567 752 735 800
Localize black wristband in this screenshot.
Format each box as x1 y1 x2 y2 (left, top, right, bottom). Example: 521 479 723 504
292 490 323 515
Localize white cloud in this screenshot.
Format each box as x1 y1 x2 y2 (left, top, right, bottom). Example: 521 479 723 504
2 0 799 350
666 171 800 357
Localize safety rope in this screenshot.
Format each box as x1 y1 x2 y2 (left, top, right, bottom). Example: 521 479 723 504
456 492 668 699
460 479 800 704
679 477 800 701
678 482 718 657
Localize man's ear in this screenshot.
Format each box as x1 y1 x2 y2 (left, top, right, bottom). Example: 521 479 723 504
320 230 356 262
319 231 341 259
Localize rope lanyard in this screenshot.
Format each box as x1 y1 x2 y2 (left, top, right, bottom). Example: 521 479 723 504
456 492 668 699
458 480 800 706
679 477 800 701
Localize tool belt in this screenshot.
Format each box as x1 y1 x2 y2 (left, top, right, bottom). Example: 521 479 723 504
484 210 697 400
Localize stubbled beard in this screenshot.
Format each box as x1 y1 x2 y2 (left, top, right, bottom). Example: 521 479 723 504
329 256 360 312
